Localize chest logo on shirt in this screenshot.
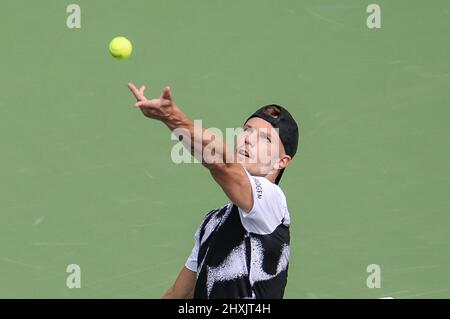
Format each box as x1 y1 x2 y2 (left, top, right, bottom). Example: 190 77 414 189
253 178 263 199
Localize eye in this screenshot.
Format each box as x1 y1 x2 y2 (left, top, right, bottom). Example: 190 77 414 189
259 132 271 142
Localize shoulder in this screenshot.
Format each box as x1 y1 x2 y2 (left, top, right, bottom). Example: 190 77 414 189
238 172 291 234
248 173 289 211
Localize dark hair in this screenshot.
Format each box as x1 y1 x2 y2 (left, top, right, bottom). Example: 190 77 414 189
262 105 281 118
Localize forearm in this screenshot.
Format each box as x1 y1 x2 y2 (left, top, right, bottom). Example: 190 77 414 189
163 105 232 168
162 286 174 299
128 82 246 198
163 267 196 299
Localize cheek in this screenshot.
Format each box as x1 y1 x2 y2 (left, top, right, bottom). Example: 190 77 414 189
236 134 246 146
262 141 275 155
271 140 283 158
264 143 282 165
254 142 275 162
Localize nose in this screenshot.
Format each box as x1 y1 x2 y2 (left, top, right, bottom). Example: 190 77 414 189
244 129 256 147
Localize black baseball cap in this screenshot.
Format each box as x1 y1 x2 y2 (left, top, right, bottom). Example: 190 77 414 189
245 104 299 184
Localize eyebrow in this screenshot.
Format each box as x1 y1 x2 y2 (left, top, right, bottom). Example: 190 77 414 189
244 124 272 136
259 130 271 139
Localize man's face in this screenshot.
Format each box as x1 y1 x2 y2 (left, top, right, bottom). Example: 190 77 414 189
235 117 286 176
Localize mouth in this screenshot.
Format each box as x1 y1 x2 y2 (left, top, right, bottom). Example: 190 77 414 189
238 149 250 158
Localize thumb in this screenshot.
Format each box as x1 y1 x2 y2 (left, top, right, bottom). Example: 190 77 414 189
161 86 172 101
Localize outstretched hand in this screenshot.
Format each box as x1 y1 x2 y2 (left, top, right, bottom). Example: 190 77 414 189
128 82 175 121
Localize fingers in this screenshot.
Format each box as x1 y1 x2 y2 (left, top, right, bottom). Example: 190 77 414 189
128 82 142 100
135 99 156 108
134 100 145 108
129 83 173 111
139 85 147 100
128 82 146 101
128 82 139 95
161 86 172 101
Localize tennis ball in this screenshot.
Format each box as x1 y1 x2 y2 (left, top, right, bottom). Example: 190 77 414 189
109 36 133 59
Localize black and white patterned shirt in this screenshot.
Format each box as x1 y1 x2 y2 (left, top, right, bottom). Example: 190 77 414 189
185 170 291 299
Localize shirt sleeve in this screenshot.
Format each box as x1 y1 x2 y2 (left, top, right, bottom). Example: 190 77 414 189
184 226 201 272
237 169 289 235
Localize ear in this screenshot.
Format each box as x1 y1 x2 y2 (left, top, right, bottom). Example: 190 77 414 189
273 155 292 170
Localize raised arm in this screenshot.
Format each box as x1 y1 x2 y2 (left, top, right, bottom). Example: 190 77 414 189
128 83 253 212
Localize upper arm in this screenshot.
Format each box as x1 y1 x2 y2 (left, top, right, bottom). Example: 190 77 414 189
208 163 253 212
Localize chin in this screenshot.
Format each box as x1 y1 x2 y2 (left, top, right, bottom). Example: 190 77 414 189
241 164 260 176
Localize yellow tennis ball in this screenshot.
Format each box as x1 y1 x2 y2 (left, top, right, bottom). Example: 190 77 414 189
109 36 133 59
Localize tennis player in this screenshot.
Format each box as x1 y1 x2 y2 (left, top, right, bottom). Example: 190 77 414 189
128 83 299 299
